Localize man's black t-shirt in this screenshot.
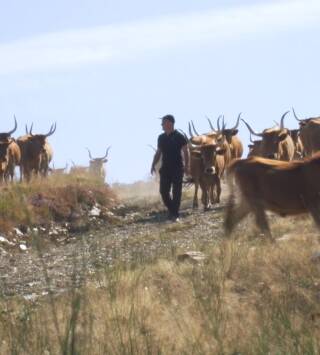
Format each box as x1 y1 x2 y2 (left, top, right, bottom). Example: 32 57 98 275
157 130 188 171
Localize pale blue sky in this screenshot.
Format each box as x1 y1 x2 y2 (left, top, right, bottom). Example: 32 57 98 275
0 0 319 183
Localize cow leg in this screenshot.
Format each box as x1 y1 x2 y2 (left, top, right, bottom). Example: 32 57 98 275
215 177 221 203
251 201 273 240
193 182 199 209
224 197 250 236
306 200 320 229
200 181 210 211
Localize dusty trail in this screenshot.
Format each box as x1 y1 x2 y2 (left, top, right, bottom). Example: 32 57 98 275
0 185 226 300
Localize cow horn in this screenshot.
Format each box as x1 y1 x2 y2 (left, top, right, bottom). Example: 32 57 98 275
44 122 57 137
86 147 93 160
280 110 290 129
148 144 157 152
102 146 111 159
191 121 199 136
230 112 241 130
188 122 194 138
217 115 223 131
292 107 303 122
241 119 263 137
178 129 189 141
25 124 29 135
205 116 217 132
7 115 17 135
222 115 226 131
249 133 254 143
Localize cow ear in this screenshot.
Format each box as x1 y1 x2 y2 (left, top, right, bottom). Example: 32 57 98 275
248 144 254 148
232 129 238 136
103 158 108 163
278 132 288 141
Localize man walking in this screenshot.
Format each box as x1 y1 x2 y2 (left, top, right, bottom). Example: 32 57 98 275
151 114 190 221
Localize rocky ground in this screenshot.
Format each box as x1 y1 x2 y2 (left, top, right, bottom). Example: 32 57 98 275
0 184 228 300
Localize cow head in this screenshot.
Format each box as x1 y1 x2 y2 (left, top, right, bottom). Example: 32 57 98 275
28 123 56 156
199 143 225 175
247 133 262 157
292 107 314 127
0 116 17 142
217 113 241 144
242 111 290 159
188 120 223 146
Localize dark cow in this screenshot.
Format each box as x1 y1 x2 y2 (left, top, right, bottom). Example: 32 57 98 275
292 108 320 157
18 123 56 181
224 153 320 240
241 111 295 161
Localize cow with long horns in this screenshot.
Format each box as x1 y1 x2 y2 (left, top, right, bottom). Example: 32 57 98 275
86 147 111 182
241 111 295 161
292 108 320 157
187 124 228 209
18 123 56 181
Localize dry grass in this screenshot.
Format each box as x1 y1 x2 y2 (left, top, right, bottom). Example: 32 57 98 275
1 221 320 354
0 173 116 233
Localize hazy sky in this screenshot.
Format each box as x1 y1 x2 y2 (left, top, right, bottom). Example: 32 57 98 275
0 0 319 183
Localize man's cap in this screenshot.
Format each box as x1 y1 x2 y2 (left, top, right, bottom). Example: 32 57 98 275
160 114 175 124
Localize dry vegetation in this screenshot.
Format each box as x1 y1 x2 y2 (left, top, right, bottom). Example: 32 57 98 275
0 178 320 354
0 173 117 233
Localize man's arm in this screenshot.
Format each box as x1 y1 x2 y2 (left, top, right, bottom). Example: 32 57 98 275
151 149 161 175
182 144 190 175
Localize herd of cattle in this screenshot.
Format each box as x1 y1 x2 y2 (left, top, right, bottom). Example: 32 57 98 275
183 108 320 238
2 108 320 237
0 118 110 183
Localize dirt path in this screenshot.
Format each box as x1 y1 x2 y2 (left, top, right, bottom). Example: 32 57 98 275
0 193 226 300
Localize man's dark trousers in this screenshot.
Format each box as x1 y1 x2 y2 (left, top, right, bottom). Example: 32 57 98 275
159 168 183 218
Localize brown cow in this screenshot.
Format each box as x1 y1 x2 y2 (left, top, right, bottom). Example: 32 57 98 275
208 113 243 160
0 117 21 182
0 141 13 183
18 123 56 181
49 162 68 175
187 127 227 209
241 111 295 161
69 161 88 175
86 147 110 181
224 153 320 239
292 108 320 157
